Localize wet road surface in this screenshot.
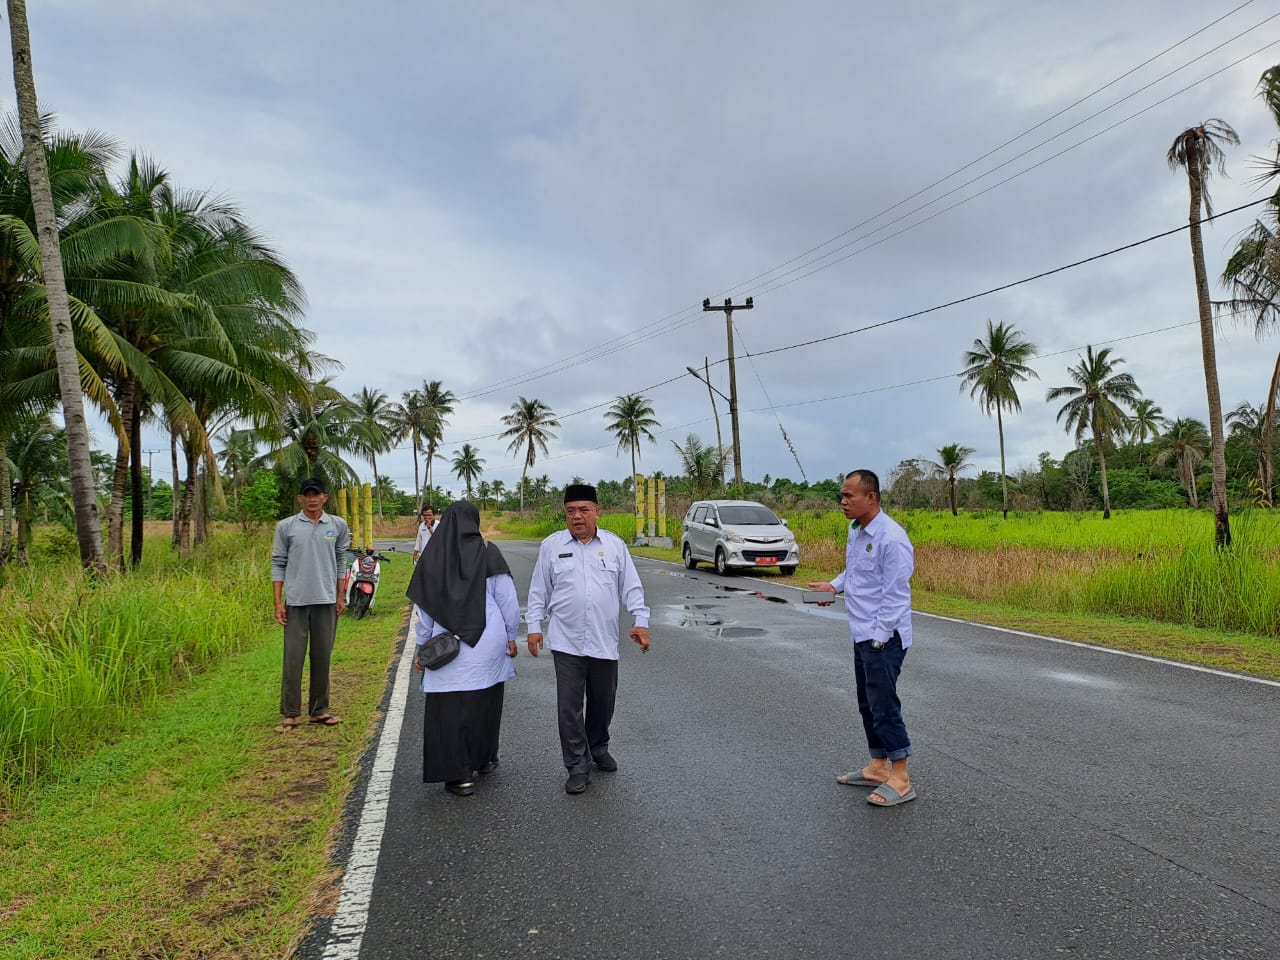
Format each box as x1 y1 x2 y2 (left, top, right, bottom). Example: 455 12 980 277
306 542 1280 960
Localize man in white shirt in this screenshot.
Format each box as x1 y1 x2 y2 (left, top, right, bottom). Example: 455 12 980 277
808 469 917 807
411 505 436 563
526 484 650 794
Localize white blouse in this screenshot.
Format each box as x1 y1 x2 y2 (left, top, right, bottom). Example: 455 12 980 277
414 573 520 693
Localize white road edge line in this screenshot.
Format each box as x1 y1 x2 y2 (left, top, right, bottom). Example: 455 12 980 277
320 608 419 960
914 609 1280 688
644 554 1280 689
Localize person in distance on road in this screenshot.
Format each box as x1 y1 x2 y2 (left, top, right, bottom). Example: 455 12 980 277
411 504 436 563
807 469 917 807
526 484 650 795
407 500 519 797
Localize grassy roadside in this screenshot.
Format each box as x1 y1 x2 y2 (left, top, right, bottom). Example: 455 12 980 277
0 558 413 960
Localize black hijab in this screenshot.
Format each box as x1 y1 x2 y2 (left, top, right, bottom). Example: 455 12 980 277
406 500 511 646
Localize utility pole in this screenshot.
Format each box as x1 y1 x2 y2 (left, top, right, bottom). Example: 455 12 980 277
702 296 752 488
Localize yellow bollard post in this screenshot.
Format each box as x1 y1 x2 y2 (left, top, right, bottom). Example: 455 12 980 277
336 487 348 521
657 478 667 539
363 482 374 551
646 476 656 538
634 474 644 540
348 486 361 551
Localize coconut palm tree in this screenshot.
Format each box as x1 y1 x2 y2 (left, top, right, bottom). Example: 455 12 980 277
1169 117 1239 546
216 428 258 510
1225 401 1275 502
499 396 559 512
0 114 117 563
924 443 976 516
1128 398 1166 448
490 478 507 510
672 433 728 500
1047 346 1142 519
451 443 484 498
1155 418 1209 507
476 479 492 510
1221 67 1280 507
604 393 660 482
350 386 399 517
5 406 65 561
958 319 1039 519
254 377 361 494
416 380 456 503
395 388 427 512
4 1 104 571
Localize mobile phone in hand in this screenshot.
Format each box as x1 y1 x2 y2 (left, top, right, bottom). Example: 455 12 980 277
802 590 835 604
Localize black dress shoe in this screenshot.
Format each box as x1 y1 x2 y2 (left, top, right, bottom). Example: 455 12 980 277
477 759 499 776
565 771 590 794
445 780 475 797
592 751 618 772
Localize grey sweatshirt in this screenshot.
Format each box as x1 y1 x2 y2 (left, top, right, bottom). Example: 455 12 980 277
271 511 351 605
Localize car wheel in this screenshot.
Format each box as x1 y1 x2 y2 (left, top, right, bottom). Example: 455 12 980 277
683 543 698 570
780 565 798 575
714 548 730 576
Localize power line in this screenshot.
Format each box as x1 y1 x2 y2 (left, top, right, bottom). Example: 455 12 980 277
746 14 1280 297
412 192 1270 467
443 313 1233 483
451 4 1270 401
745 196 1275 361
753 35 1280 299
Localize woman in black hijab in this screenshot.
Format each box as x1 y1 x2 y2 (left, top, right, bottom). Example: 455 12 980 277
406 501 519 796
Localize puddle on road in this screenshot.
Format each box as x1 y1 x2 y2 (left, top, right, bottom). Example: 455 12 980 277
719 627 765 638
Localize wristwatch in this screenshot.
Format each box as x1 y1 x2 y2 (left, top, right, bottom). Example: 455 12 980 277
870 638 888 651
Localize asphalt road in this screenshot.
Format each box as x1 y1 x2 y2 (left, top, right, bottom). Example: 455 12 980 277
306 541 1280 960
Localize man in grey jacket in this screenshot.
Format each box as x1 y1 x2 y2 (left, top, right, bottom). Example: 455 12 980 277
271 477 351 730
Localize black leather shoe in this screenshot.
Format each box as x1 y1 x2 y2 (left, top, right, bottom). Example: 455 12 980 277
445 780 475 797
592 751 618 772
565 772 590 794
477 760 499 775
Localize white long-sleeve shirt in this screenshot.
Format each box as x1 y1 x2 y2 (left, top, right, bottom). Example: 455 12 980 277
525 528 650 660
414 574 520 693
828 510 914 648
413 521 434 558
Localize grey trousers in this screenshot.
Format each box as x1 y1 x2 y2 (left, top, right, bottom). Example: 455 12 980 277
281 603 337 718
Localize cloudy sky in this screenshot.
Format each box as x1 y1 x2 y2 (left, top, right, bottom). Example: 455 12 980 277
23 0 1280 495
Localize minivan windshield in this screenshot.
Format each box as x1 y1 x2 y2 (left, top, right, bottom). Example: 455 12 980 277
718 505 780 526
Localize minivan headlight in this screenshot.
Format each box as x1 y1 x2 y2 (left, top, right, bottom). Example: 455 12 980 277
723 531 745 543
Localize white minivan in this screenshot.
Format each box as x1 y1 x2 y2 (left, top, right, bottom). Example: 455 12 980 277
681 499 799 575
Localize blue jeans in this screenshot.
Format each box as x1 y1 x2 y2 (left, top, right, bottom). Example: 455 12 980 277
853 630 912 761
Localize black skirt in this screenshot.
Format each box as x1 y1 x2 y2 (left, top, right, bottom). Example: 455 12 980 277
421 682 505 783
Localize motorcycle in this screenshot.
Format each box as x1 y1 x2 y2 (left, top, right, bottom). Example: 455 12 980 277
345 547 392 620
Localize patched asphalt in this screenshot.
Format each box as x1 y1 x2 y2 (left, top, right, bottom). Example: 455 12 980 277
302 542 1280 960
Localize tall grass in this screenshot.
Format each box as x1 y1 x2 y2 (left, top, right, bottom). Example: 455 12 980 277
865 508 1280 637
0 531 269 804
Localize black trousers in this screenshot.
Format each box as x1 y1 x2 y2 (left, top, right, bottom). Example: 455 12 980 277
421 683 505 783
552 652 618 774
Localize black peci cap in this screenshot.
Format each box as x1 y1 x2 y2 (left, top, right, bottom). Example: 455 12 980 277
564 483 598 503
